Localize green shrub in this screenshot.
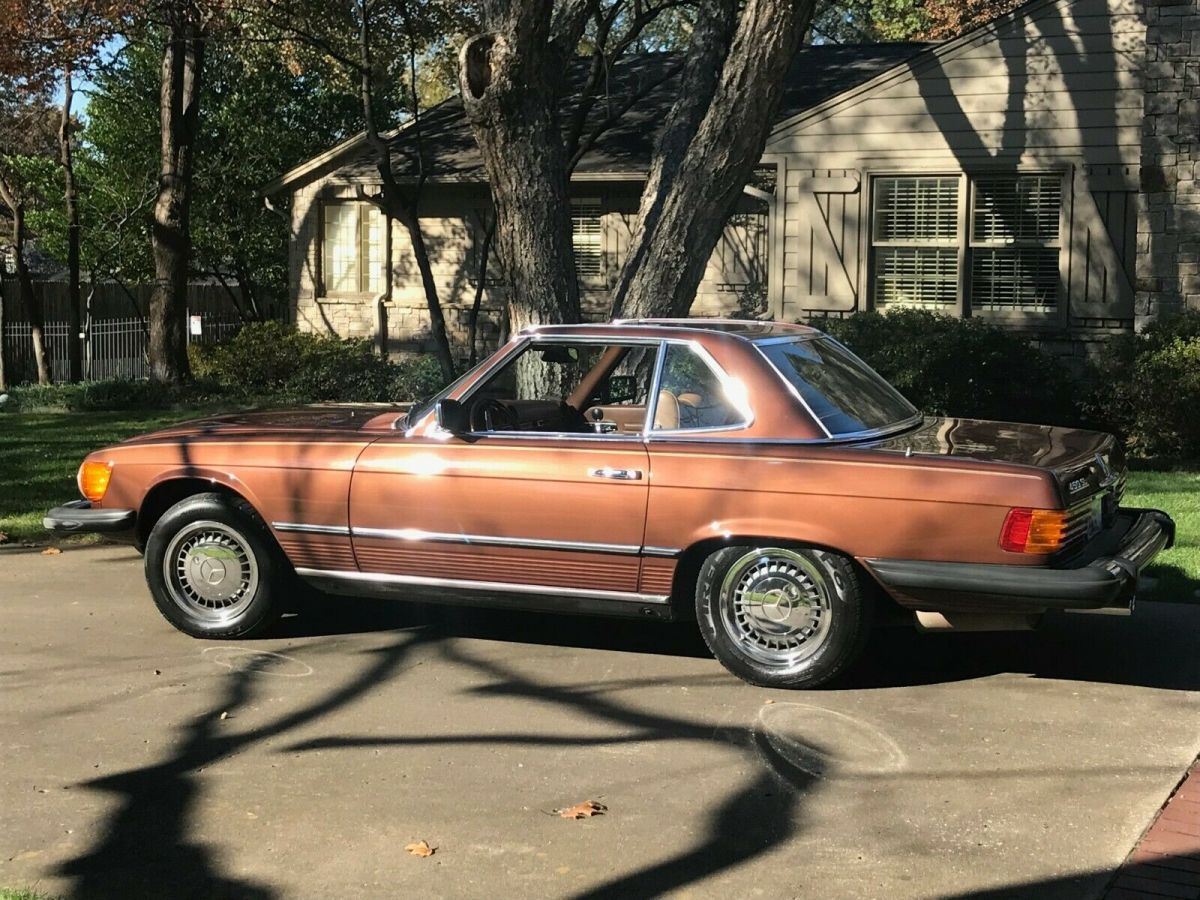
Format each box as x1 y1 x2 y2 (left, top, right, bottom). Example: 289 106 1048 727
3 324 451 412
191 322 449 404
389 354 447 403
1084 310 1200 459
806 309 1082 425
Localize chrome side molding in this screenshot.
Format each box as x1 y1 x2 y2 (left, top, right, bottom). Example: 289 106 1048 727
273 522 679 559
294 567 671 607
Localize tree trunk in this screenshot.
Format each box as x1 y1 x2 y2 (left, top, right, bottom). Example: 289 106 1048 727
148 8 205 383
60 68 83 382
1 184 51 385
458 9 586 333
610 0 815 319
399 213 456 379
468 216 494 366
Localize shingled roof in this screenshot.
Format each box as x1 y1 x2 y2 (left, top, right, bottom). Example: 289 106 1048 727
267 41 933 192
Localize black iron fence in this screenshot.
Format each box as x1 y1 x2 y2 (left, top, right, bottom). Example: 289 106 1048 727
3 314 242 383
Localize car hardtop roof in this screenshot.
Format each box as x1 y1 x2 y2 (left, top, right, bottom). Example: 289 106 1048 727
522 319 822 342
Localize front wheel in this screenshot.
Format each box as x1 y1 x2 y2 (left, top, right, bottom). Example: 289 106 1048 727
144 493 284 639
695 545 871 688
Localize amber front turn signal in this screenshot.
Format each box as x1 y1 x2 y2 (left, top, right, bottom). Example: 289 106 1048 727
78 460 113 503
999 507 1070 554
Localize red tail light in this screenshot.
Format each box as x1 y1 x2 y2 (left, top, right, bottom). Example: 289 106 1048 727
1000 507 1069 554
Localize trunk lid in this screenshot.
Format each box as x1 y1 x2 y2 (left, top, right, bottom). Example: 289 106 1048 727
871 417 1127 507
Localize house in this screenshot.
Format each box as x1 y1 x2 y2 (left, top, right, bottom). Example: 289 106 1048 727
264 0 1198 362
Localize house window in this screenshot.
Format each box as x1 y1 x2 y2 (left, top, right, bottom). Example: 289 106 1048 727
571 202 603 280
871 176 961 310
870 173 1063 316
321 201 385 295
970 175 1061 314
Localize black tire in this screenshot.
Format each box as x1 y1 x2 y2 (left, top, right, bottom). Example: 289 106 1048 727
695 544 871 689
144 492 285 639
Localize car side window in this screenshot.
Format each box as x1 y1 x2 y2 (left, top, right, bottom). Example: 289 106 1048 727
466 342 659 435
654 344 746 431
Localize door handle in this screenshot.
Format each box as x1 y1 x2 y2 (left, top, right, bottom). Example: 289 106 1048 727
588 467 643 481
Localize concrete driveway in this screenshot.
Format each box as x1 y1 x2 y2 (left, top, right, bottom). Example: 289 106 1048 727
2 544 1199 900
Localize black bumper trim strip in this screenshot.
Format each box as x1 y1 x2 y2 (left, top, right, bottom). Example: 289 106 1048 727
44 500 136 535
865 508 1175 611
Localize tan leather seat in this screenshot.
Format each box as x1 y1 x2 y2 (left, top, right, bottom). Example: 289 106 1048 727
653 389 680 430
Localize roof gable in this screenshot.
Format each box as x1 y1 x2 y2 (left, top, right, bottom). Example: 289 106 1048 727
267 42 933 194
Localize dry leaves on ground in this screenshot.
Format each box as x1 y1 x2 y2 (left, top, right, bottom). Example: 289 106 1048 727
558 800 607 819
405 840 436 857
41 547 62 556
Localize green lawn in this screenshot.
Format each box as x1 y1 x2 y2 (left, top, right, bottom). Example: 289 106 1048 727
1124 468 1200 602
1 411 1197 603
0 410 205 544
0 889 62 900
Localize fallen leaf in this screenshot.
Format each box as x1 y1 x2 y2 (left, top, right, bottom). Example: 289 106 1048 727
558 800 607 819
41 546 62 556
405 840 436 857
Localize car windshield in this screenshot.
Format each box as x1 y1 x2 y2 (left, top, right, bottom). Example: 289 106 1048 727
757 337 919 437
401 356 493 428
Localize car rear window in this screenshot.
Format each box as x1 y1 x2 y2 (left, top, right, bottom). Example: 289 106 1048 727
758 337 919 437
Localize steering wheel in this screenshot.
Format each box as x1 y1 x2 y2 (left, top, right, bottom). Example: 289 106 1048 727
470 398 518 432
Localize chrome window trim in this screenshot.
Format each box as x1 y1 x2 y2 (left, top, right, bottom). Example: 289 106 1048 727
642 425 927 447
294 567 670 605
643 339 755 438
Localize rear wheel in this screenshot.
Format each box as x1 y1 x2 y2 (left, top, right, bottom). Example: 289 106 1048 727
144 493 284 639
695 545 871 688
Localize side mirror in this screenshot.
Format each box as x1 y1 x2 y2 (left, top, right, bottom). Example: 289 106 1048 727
435 398 470 433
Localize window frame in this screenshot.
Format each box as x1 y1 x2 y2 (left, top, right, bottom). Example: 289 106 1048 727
318 199 387 298
431 336 754 441
570 198 606 287
865 168 1069 325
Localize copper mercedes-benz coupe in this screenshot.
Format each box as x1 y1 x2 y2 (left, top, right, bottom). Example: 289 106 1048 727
45 320 1175 688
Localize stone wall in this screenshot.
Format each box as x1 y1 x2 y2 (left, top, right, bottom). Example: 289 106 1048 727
1137 0 1200 322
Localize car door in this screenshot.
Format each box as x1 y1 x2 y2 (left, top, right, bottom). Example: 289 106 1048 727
347 339 664 609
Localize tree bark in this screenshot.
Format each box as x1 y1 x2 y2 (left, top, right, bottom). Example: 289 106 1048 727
468 214 494 366
458 5 589 334
60 68 83 382
0 174 51 385
611 0 815 319
148 6 205 383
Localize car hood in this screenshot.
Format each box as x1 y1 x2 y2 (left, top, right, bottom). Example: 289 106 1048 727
123 405 404 442
870 417 1122 492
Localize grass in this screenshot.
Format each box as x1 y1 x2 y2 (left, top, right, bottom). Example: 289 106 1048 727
1124 469 1200 602
0 411 1197 604
0 889 62 900
0 410 208 544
